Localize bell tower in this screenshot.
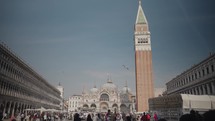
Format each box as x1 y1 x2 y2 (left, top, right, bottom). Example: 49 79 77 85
134 0 154 112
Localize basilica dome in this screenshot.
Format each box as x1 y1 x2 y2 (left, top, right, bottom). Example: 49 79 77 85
90 86 98 93
121 86 132 94
102 79 117 90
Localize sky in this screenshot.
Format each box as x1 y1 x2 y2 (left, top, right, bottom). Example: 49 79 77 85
0 0 215 99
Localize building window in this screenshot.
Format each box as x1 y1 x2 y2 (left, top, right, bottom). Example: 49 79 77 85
198 71 201 78
206 67 209 74
100 93 109 101
202 69 205 76
197 88 200 95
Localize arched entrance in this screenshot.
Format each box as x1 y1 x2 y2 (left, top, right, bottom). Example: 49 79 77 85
112 104 118 113
120 104 127 113
100 102 108 112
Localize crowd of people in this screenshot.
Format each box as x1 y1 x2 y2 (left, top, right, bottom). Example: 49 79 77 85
0 111 67 121
71 110 135 121
70 110 155 121
179 109 215 121
1 109 215 121
70 109 215 121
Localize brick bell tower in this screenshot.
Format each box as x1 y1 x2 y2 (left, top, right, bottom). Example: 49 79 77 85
134 0 154 112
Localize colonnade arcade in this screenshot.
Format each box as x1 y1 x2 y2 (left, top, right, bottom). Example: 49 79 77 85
1 99 33 117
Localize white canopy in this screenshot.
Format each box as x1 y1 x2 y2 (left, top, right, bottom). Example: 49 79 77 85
181 94 214 110
24 107 61 113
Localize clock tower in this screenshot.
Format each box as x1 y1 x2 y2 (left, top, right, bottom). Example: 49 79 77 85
134 0 154 112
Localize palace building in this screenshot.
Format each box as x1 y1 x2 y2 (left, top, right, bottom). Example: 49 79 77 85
149 53 215 120
0 43 61 117
134 0 154 112
166 53 215 95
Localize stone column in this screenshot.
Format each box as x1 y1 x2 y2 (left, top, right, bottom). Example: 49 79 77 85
7 101 11 117
6 83 9 95
3 102 6 117
191 89 195 94
211 82 215 95
21 104 24 113
11 102 15 117
206 84 210 95
195 87 198 95
189 90 192 94
198 86 202 95
202 85 206 95
17 103 21 113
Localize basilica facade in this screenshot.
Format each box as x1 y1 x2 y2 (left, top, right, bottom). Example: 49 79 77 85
68 79 135 113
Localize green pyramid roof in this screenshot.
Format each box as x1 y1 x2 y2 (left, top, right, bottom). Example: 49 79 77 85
136 1 147 24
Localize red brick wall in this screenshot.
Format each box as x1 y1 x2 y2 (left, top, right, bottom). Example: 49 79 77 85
135 50 154 112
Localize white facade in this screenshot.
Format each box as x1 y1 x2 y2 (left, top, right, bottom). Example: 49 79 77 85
68 79 135 113
68 95 82 112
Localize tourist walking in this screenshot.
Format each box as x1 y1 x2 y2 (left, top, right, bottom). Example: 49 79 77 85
96 113 102 121
140 113 147 121
146 113 150 121
105 110 112 121
153 112 158 121
115 113 121 121
74 113 81 121
21 113 25 121
126 113 131 121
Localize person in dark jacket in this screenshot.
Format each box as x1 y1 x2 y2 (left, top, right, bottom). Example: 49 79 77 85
74 113 81 121
87 114 93 121
0 110 3 121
